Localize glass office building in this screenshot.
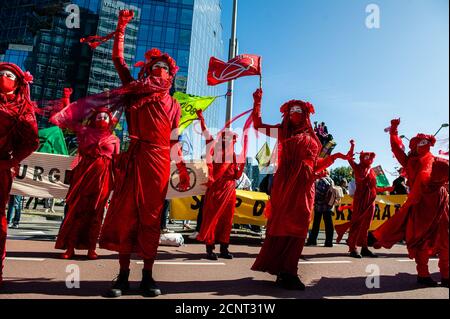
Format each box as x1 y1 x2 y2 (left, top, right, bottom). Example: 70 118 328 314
0 0 224 156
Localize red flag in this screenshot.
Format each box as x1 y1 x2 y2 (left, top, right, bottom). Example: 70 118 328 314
207 54 262 86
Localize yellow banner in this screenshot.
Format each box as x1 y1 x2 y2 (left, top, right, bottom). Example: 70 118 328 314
170 191 408 231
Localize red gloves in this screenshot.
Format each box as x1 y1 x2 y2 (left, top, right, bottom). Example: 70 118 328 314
63 88 73 98
390 118 400 135
113 10 134 62
118 10 134 28
253 89 263 116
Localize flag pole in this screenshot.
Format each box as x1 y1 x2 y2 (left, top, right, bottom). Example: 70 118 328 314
225 0 238 128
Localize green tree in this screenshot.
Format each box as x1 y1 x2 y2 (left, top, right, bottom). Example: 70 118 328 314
330 166 354 185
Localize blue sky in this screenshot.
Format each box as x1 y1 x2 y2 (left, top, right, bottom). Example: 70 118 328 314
219 0 449 180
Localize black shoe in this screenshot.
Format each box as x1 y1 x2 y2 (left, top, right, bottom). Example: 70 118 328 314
367 232 377 247
206 245 218 261
140 270 162 297
324 243 333 248
219 243 234 259
107 269 130 298
305 241 317 247
276 273 306 291
361 247 378 258
441 278 449 288
349 251 362 259
417 276 438 287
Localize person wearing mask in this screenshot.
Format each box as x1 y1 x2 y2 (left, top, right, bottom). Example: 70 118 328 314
78 10 190 297
250 89 350 290
0 62 39 287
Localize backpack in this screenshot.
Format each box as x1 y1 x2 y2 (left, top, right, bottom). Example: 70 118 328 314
325 179 344 207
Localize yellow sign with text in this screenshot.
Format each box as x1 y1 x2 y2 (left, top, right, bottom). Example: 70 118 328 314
170 192 408 230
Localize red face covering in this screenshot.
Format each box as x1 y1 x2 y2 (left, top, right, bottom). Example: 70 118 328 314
95 120 110 130
0 76 17 94
290 113 305 126
417 143 431 157
151 67 170 80
360 153 375 167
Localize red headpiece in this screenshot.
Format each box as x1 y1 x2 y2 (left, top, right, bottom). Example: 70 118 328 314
360 152 376 161
409 134 436 150
135 48 179 79
0 62 34 106
280 100 315 115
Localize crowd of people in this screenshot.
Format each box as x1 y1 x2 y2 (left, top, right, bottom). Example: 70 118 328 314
0 9 448 296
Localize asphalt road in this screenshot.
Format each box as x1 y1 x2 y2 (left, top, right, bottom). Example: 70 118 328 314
1 218 449 300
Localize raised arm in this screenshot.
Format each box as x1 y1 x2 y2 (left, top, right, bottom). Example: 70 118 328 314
196 110 213 144
347 139 357 170
113 10 135 85
252 89 281 138
389 118 408 167
316 140 353 173
61 87 73 108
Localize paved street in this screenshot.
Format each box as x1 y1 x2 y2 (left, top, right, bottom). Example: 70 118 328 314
0 213 449 299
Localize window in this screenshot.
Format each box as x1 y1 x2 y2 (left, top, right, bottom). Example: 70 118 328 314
165 28 176 44
154 6 165 22
142 4 151 20
180 9 193 25
152 26 162 43
178 29 191 46
168 8 178 23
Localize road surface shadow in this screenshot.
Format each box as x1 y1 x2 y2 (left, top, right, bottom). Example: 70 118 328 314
301 252 410 259
0 273 445 299
305 272 446 298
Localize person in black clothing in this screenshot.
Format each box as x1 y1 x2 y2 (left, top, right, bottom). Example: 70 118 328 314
306 170 335 247
392 169 408 195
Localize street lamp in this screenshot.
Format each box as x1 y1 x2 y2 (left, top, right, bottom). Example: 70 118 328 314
434 123 450 136
225 0 238 127
400 135 410 141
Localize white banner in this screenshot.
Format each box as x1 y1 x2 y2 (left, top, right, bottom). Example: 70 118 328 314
11 152 75 199
11 152 208 199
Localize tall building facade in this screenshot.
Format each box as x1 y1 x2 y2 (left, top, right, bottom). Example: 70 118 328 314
0 0 224 156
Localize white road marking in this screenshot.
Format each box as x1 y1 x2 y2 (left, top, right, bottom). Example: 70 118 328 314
299 261 353 265
5 257 45 262
18 231 46 235
138 262 226 266
397 259 439 262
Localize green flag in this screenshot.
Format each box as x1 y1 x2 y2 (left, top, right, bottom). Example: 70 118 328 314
173 92 217 134
38 126 69 155
256 142 271 169
373 165 390 187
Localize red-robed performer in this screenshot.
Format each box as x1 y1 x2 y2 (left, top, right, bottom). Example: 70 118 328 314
250 89 350 290
52 88 120 260
372 119 449 288
334 140 394 258
0 62 39 286
81 10 190 298
195 109 247 260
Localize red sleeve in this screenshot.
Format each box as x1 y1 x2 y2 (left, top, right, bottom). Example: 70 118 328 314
253 109 281 138
390 132 408 168
112 20 134 85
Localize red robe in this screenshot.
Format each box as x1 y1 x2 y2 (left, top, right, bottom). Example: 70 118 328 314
99 28 182 260
335 163 377 250
0 93 38 279
251 101 337 276
55 128 119 251
373 158 449 278
373 130 448 279
197 161 243 246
